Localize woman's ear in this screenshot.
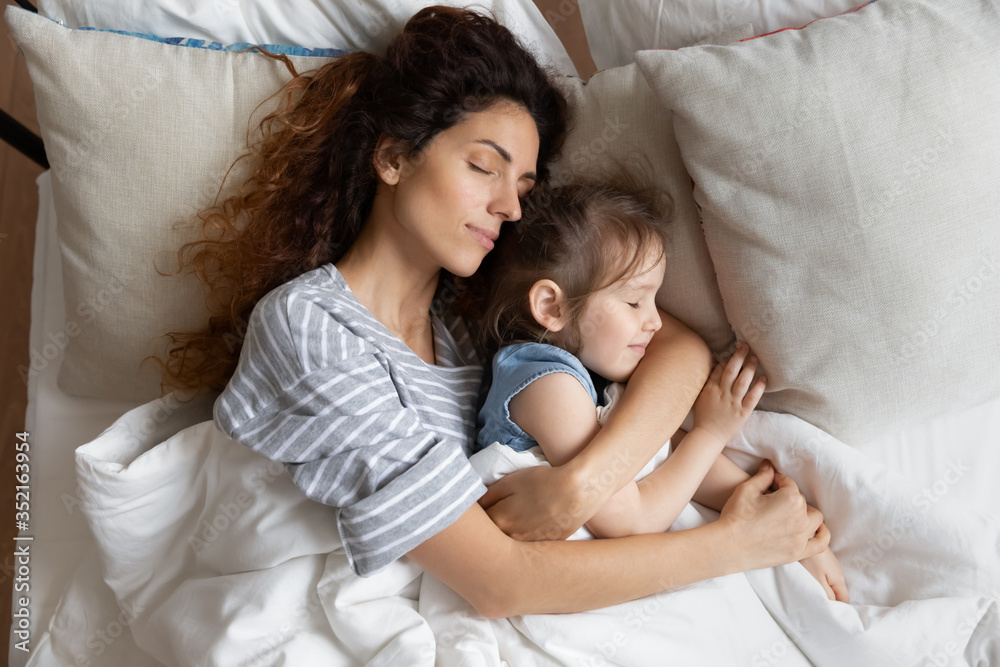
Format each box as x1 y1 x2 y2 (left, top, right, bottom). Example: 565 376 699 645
373 135 406 185
529 279 569 332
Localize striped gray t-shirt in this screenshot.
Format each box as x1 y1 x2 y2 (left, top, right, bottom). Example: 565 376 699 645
214 264 487 576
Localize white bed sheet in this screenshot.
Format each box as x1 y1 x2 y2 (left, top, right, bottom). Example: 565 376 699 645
13 171 146 667
12 170 1000 665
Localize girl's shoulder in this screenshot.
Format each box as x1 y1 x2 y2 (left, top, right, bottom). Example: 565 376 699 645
494 341 582 369
491 342 598 405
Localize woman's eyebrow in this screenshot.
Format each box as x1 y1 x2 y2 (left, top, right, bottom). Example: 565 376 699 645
474 139 537 181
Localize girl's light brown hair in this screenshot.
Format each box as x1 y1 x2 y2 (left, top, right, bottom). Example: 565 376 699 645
476 182 669 358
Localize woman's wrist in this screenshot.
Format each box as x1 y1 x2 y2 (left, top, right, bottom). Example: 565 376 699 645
712 512 749 573
559 448 618 526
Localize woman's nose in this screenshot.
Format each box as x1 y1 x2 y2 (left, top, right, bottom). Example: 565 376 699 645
491 181 521 222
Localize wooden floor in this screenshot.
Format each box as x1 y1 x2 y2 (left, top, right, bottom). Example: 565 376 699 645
1 0 45 661
0 1 591 662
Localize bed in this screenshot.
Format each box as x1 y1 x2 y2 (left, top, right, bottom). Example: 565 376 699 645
5 0 1000 665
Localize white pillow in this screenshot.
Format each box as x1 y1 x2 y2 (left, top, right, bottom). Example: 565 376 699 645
635 0 1000 445
36 0 578 76
546 24 756 354
577 0 866 69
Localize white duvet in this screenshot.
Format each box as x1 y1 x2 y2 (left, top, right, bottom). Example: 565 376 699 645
32 392 1000 666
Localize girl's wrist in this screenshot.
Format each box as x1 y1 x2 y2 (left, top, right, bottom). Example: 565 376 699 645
686 425 728 450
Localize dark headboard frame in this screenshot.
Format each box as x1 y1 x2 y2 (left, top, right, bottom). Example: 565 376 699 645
3 0 49 168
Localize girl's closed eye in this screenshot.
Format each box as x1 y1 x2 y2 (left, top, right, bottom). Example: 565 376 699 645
627 302 640 309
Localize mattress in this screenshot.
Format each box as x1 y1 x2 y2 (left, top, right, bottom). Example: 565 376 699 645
12 170 1000 665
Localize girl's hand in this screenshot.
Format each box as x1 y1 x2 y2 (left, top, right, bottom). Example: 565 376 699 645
800 545 850 603
692 342 766 446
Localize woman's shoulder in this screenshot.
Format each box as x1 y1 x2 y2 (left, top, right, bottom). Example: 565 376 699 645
251 264 380 338
244 264 384 369
253 264 352 318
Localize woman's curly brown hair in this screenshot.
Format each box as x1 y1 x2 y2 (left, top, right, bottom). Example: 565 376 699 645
153 6 567 395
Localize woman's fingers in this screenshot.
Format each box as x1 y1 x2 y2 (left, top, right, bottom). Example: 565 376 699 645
743 460 776 493
478 474 513 509
771 469 800 495
771 473 797 498
804 510 830 557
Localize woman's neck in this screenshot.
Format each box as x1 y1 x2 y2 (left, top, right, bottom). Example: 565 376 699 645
335 222 440 348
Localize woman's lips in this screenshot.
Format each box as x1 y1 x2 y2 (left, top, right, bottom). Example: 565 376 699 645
468 225 497 250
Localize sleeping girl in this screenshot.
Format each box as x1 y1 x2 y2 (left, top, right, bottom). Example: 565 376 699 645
474 182 849 603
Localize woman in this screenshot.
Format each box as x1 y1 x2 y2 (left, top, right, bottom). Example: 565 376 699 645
161 5 827 618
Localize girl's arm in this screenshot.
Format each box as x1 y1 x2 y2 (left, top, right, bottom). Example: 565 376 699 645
511 346 763 538
481 310 713 540
506 371 694 538
586 428 728 537
599 343 766 535
408 462 830 618
691 445 754 511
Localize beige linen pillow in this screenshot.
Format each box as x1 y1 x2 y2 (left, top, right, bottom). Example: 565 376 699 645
549 24 755 355
7 8 338 401
635 0 1000 444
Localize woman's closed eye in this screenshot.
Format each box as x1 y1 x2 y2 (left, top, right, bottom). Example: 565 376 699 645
468 161 491 175
627 302 640 309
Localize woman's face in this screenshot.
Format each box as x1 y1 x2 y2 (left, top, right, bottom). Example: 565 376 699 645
377 101 541 277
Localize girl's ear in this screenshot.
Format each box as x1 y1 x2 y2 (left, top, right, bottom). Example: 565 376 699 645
528 279 569 332
373 135 406 185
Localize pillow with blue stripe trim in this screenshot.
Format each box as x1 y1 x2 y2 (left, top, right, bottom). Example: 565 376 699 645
75 25 346 57
7 6 343 401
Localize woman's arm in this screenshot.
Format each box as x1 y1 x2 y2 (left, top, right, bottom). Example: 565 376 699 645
481 310 713 540
409 460 829 618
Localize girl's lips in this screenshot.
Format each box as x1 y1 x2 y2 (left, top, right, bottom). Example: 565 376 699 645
628 344 647 355
467 225 496 250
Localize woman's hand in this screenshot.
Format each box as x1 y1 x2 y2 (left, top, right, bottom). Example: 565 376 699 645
719 460 829 570
800 545 850 603
478 464 587 541
692 342 766 446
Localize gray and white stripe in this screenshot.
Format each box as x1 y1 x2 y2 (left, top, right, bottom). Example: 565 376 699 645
214 264 486 577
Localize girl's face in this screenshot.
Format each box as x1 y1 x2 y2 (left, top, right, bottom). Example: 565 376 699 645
573 248 666 383
379 101 540 278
